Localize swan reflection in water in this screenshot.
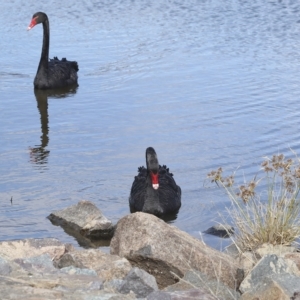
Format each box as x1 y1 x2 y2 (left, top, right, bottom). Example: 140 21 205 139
29 85 78 166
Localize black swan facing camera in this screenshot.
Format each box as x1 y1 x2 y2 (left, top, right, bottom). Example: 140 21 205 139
129 147 181 216
27 12 79 89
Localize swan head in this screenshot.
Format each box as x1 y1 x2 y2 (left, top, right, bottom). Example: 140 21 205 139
27 12 48 30
146 147 159 189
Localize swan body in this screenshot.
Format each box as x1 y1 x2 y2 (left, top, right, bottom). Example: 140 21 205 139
28 12 78 89
129 147 181 216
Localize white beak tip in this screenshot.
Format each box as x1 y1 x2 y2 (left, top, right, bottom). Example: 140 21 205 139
152 184 159 190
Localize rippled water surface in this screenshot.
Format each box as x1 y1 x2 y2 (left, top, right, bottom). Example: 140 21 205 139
1 0 300 250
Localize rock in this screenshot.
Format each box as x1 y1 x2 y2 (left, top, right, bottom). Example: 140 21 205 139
53 248 132 281
0 271 130 300
117 267 159 298
47 200 114 239
164 270 241 300
53 252 82 269
53 223 111 249
284 252 300 271
14 253 57 273
240 273 300 300
238 251 257 275
60 265 98 277
147 288 218 300
292 292 300 300
105 278 125 291
0 257 104 297
204 224 234 238
226 243 299 277
224 243 240 258
255 243 296 258
0 238 66 261
110 212 240 290
240 254 300 294
0 256 12 275
0 237 138 299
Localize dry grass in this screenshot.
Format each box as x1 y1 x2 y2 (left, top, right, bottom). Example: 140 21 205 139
207 153 300 252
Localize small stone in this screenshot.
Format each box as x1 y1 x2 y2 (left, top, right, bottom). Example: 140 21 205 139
204 224 234 238
60 266 98 276
118 267 158 298
0 257 12 275
147 288 218 300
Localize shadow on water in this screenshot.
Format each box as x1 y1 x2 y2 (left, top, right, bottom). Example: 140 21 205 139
47 216 111 249
29 85 78 166
129 205 179 223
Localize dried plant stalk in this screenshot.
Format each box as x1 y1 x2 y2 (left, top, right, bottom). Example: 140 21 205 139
207 154 300 251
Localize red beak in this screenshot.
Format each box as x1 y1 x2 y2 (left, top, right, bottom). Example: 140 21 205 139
150 172 159 190
27 17 37 30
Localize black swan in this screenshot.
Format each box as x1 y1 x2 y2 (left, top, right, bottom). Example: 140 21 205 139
27 12 78 89
129 147 181 216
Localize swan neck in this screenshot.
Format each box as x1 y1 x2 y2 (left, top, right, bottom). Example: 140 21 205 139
38 19 50 72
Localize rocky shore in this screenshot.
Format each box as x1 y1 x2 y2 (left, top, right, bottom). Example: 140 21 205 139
1 200 300 299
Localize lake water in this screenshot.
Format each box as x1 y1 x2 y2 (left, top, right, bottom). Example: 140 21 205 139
1 0 300 251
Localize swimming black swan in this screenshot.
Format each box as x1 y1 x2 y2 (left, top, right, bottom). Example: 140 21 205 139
27 12 78 89
129 147 181 216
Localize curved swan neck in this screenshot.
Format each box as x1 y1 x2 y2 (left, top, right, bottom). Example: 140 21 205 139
38 19 50 73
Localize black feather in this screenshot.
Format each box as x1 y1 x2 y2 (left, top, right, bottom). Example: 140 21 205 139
129 147 181 216
28 12 79 89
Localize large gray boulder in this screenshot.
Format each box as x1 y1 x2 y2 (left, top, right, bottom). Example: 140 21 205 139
110 212 241 290
48 200 115 239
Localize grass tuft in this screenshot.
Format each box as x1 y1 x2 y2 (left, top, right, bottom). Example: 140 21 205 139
207 153 300 252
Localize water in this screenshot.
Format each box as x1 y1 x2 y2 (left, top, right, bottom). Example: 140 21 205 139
1 0 300 251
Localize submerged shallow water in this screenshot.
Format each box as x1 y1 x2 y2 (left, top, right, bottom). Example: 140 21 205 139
1 0 300 250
